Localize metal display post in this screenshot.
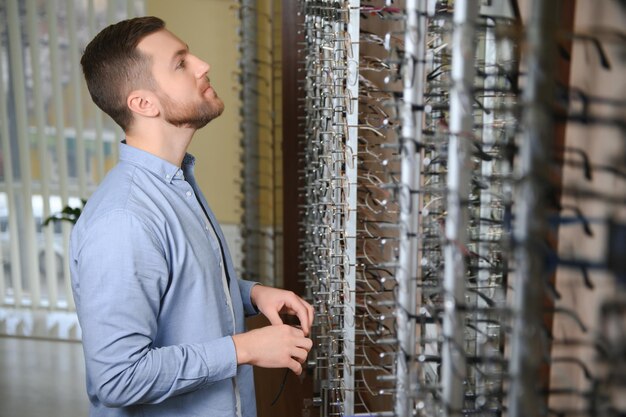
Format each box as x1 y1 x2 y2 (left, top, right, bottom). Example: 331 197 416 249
239 0 261 282
343 0 359 414
395 0 426 415
441 1 479 415
507 1 557 417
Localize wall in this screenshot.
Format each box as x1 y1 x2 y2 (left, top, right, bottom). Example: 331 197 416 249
146 0 242 225
550 0 626 411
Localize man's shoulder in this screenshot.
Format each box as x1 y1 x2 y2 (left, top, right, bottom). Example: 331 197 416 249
78 162 164 228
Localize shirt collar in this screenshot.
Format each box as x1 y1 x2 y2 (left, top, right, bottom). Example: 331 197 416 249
119 141 195 184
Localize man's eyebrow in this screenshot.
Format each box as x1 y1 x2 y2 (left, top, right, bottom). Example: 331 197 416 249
171 44 190 63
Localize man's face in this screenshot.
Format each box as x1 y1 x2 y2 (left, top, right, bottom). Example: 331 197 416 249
137 29 224 129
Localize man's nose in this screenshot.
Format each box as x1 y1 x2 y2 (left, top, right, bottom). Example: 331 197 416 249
191 55 210 78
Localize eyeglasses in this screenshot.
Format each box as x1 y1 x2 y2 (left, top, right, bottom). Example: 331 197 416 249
293 2 626 416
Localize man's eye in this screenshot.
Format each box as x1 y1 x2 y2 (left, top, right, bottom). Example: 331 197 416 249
176 60 186 69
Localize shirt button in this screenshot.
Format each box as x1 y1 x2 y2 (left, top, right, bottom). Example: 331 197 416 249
165 174 171 180
186 191 192 197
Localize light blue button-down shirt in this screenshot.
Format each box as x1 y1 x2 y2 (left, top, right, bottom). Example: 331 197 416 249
70 143 258 417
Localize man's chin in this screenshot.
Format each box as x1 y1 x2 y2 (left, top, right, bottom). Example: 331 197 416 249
204 101 225 123
211 96 225 114
215 102 225 117
197 103 224 128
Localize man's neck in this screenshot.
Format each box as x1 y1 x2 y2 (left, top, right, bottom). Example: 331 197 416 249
125 123 195 167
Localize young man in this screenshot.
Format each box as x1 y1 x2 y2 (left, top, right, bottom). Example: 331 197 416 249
71 16 314 417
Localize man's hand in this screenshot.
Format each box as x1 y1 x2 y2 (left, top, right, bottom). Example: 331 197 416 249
232 325 313 375
250 285 315 336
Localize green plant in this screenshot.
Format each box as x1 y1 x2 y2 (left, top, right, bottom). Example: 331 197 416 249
43 199 87 226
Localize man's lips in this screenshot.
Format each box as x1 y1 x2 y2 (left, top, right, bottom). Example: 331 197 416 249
201 78 212 93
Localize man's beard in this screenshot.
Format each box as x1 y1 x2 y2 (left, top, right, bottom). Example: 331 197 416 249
158 90 224 129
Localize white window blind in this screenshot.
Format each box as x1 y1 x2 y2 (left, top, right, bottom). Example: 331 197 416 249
0 0 145 312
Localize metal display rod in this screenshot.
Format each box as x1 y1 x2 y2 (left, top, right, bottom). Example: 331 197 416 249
344 0 359 414
441 1 479 416
507 1 557 417
395 0 426 415
239 0 261 283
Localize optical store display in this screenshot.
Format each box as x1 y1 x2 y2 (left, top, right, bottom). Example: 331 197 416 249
239 0 626 416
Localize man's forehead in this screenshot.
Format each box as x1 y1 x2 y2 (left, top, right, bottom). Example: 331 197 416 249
137 29 187 59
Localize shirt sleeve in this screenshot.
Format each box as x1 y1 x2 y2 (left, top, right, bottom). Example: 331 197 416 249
237 279 260 316
72 210 237 407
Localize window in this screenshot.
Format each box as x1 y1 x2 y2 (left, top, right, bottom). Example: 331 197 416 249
0 0 144 310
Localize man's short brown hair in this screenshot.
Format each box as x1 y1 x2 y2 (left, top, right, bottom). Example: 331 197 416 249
81 16 165 131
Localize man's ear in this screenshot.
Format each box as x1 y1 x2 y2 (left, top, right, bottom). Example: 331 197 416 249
127 90 159 118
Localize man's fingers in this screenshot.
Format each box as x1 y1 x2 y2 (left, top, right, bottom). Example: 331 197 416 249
291 347 308 363
288 296 314 336
238 324 312 376
293 334 313 351
264 309 284 326
306 301 315 331
286 328 310 367
289 359 303 375
296 309 310 335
